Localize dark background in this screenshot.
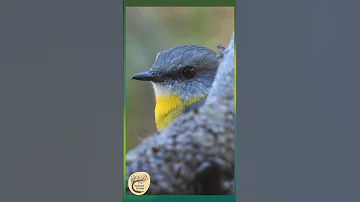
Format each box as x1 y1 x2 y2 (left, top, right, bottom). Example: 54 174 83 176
0 0 123 201
1 0 360 202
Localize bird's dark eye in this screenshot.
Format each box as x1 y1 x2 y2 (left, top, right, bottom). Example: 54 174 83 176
182 66 196 79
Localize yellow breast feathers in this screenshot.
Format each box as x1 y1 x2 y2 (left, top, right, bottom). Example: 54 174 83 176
154 95 206 130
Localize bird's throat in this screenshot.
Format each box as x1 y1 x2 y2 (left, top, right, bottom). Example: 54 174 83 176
154 94 206 130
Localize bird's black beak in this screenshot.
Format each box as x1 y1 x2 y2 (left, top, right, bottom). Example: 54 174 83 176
131 71 158 81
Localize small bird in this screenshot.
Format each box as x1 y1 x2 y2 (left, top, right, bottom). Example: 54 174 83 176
131 45 219 130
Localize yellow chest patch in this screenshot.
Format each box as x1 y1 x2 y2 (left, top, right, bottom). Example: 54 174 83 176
154 95 206 130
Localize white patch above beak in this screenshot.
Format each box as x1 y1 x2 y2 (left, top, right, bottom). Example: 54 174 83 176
155 51 162 61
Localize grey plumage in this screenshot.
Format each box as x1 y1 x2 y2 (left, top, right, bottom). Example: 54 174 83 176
149 45 219 100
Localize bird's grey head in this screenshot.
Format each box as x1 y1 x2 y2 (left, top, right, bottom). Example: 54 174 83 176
131 45 219 100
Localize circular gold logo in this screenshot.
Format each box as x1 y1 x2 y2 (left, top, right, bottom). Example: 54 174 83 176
128 171 151 195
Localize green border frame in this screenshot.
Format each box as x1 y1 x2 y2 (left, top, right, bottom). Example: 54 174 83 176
124 0 236 201
124 0 236 7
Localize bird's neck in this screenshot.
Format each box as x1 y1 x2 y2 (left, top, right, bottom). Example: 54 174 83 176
154 94 207 130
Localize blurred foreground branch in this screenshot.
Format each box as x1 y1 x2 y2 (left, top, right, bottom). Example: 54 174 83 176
126 32 235 195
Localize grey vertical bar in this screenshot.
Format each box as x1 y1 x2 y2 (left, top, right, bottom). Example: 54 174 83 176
0 0 124 201
237 0 360 202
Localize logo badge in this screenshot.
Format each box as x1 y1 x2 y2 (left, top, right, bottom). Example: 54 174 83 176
128 171 151 195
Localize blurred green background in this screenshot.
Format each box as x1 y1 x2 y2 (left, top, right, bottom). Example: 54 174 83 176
125 7 234 151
